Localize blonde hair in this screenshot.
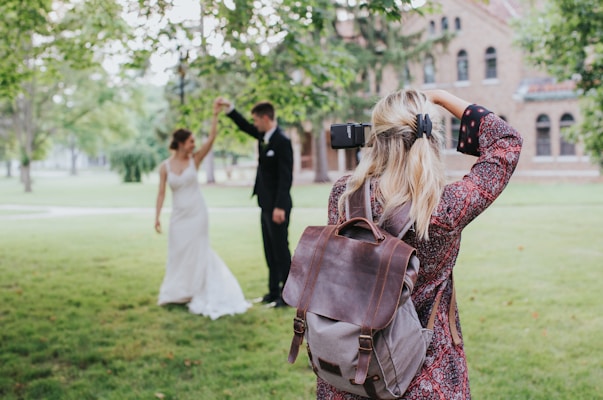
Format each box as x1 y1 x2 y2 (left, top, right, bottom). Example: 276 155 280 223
338 89 446 240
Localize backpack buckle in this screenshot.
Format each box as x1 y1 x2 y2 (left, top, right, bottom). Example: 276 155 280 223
358 335 373 352
293 317 306 334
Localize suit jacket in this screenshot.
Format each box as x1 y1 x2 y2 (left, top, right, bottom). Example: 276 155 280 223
227 108 293 212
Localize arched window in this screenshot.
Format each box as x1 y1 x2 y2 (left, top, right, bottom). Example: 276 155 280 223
560 113 576 155
455 17 461 31
424 54 435 84
457 50 468 81
485 47 497 79
441 17 449 31
536 114 551 156
429 21 436 36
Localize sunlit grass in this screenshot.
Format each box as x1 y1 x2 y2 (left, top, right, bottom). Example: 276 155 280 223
1 172 602 399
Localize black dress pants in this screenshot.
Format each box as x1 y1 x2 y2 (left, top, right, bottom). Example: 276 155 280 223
260 208 291 298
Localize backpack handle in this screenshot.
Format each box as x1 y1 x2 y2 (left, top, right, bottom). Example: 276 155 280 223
336 217 386 242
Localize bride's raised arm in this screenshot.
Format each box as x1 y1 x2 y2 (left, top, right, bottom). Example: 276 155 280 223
192 100 221 169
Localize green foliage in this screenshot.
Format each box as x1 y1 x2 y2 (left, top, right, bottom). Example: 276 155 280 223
200 0 359 124
0 0 174 191
514 0 603 168
180 0 442 182
109 144 158 183
52 68 142 162
0 0 53 99
0 0 132 101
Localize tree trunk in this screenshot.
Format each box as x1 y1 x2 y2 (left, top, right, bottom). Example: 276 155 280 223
69 148 77 176
14 79 36 192
313 127 330 183
70 135 78 175
70 151 78 176
205 148 215 183
6 160 12 177
21 163 32 192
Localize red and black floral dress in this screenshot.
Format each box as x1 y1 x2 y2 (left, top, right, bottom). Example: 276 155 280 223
316 105 523 399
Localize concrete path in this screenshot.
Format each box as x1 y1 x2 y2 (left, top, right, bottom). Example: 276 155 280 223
0 204 321 220
0 204 158 220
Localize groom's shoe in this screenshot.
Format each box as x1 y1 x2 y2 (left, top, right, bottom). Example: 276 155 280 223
274 297 289 308
262 293 278 304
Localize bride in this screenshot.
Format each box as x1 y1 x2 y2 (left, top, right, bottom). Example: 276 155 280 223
154 99 250 319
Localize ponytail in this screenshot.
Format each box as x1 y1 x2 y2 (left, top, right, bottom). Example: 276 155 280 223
338 89 446 241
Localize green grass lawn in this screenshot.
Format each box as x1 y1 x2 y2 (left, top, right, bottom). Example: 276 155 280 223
1 172 602 399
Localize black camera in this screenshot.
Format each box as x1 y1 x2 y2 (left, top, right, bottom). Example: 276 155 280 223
330 123 371 149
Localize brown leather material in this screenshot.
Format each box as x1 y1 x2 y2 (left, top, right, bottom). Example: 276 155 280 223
346 182 372 220
449 278 462 346
283 218 416 330
287 313 306 363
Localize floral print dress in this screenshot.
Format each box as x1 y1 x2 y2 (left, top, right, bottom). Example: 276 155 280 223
316 105 523 399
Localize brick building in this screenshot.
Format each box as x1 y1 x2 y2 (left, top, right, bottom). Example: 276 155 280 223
299 0 600 181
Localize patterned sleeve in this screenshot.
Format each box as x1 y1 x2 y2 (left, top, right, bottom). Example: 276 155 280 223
327 175 349 225
433 105 523 232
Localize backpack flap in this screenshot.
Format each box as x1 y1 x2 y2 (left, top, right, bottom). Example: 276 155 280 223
282 216 417 367
304 217 416 328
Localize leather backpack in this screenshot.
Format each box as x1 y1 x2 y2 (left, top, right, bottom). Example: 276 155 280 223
283 181 445 399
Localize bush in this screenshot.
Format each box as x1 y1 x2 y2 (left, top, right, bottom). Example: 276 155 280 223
109 144 158 183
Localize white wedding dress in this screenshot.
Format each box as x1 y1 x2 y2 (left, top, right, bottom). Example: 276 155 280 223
157 157 250 319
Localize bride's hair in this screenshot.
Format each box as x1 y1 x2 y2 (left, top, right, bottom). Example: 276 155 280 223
169 129 192 150
338 89 446 240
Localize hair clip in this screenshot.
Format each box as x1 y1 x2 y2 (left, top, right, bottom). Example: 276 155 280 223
416 114 432 139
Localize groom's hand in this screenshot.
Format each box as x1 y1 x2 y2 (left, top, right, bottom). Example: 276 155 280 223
272 208 286 224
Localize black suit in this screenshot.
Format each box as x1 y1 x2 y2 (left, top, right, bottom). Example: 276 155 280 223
227 108 293 300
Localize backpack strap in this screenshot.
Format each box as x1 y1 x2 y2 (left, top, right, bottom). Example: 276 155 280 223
427 277 461 345
345 180 414 240
345 181 372 221
449 276 462 345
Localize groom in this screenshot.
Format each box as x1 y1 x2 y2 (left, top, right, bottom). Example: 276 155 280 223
216 98 293 308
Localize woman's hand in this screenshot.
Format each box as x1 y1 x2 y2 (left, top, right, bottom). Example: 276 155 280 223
155 219 162 234
423 89 445 106
422 89 470 119
214 97 229 115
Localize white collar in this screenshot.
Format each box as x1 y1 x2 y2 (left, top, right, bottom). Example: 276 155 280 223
263 126 276 143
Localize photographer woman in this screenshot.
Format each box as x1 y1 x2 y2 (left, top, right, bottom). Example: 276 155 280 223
317 89 522 399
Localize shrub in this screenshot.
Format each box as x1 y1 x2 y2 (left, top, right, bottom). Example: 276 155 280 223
109 144 158 183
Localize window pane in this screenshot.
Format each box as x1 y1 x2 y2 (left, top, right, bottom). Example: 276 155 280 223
455 17 461 31
424 55 435 84
560 113 575 155
536 114 551 156
485 47 497 79
536 130 551 155
457 50 468 81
